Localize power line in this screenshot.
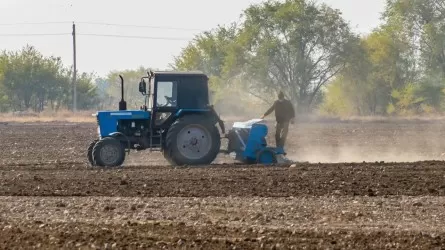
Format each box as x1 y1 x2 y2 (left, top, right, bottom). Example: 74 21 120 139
76 21 202 31
0 21 202 31
0 32 192 40
0 21 71 26
78 33 192 40
0 33 71 36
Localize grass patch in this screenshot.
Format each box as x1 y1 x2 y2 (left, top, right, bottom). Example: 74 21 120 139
0 110 96 123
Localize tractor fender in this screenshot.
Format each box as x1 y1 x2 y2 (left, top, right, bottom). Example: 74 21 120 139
209 105 225 134
108 132 131 154
175 107 225 134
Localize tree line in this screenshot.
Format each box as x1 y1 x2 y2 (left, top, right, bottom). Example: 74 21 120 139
321 0 445 116
0 45 155 112
1 0 444 117
0 45 99 112
173 0 445 116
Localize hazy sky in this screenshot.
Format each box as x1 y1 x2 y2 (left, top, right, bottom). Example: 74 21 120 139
0 0 386 77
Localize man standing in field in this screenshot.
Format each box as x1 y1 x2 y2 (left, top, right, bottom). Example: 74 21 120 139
261 91 295 148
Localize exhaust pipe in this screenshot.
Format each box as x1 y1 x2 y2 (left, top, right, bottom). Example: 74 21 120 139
119 75 127 110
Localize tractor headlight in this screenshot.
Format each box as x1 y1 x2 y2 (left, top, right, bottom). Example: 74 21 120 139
95 114 101 136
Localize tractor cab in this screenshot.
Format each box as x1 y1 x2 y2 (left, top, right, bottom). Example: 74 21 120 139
137 71 212 130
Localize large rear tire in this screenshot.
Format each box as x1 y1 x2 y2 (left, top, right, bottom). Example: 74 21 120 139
92 137 126 167
164 115 220 166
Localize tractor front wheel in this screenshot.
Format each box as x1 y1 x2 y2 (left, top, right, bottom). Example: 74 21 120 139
87 139 99 166
164 115 220 166
92 137 126 167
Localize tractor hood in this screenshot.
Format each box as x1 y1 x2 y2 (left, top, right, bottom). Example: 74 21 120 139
94 110 151 137
93 110 150 119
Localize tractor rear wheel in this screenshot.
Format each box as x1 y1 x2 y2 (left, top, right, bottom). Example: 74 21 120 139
164 115 220 166
92 137 125 167
87 139 98 166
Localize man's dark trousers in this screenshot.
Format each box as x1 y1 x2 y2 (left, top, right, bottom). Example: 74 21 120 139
275 121 289 148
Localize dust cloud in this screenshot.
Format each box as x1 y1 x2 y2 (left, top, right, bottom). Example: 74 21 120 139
196 88 445 164
288 144 445 163
283 118 445 163
118 117 445 166
212 94 445 164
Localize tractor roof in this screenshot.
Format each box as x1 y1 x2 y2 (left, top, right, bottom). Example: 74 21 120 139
153 71 206 76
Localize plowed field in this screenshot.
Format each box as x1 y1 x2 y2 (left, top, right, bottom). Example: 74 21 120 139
1 120 445 249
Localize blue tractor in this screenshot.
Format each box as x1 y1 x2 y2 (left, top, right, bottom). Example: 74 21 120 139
87 71 290 167
88 71 225 167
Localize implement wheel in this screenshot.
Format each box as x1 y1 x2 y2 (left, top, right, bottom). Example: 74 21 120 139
92 137 125 167
256 148 277 165
165 115 220 166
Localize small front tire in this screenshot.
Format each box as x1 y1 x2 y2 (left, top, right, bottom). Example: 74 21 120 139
92 137 126 167
87 139 98 166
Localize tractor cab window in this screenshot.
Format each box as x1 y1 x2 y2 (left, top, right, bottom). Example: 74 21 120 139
156 81 177 107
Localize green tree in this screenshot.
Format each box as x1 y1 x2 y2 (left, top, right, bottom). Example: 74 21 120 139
173 24 238 78
1 46 42 110
0 55 8 112
235 0 358 113
387 83 425 115
385 0 445 76
320 15 419 116
319 76 355 116
381 0 445 113
75 72 100 110
171 25 252 107
172 25 267 115
106 67 150 110
0 45 99 112
365 26 416 114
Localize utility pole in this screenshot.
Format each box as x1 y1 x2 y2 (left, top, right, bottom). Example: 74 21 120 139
72 22 77 112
